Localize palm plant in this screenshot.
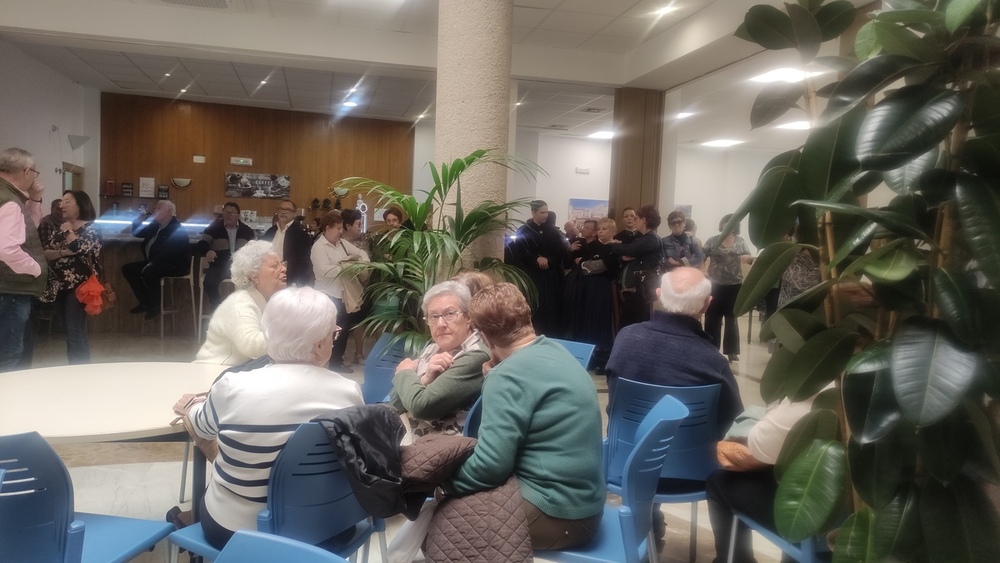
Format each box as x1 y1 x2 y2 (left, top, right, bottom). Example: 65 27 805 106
731 0 1000 560
331 149 540 352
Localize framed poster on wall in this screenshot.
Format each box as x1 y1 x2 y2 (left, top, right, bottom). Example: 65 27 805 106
138 177 155 198
225 172 291 199
567 198 609 232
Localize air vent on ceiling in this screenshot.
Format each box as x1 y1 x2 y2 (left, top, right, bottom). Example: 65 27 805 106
581 107 605 113
546 124 569 130
132 0 253 11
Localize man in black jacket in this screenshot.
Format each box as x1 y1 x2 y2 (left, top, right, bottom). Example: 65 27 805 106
196 201 255 307
122 199 192 320
262 199 313 287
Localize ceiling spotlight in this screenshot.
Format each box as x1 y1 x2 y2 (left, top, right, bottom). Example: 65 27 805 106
164 73 171 77
589 131 614 139
180 88 187 93
349 87 357 93
676 112 694 119
655 6 677 16
343 101 358 107
516 102 522 106
418 114 426 118
750 68 825 83
260 80 267 85
702 139 743 147
776 121 812 130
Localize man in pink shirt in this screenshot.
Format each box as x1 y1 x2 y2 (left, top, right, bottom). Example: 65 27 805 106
0 148 48 371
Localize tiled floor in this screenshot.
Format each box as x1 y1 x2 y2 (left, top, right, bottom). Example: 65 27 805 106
32 316 782 562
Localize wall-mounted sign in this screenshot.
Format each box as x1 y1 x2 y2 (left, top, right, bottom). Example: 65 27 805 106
225 172 290 199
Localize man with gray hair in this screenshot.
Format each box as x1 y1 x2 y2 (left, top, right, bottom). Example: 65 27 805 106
122 199 192 320
605 266 743 431
0 148 48 371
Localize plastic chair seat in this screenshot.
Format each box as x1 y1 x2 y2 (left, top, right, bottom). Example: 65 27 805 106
216 530 349 563
729 511 820 563
549 338 596 369
535 504 648 563
167 523 221 562
362 333 406 404
75 512 174 563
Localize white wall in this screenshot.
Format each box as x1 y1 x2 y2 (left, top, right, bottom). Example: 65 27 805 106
534 134 612 226
0 39 100 203
411 119 435 202
508 128 539 224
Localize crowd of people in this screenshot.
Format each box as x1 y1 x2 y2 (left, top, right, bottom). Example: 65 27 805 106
2 146 819 560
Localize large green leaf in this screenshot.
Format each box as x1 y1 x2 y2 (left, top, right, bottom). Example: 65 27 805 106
744 4 796 49
884 146 939 194
735 242 802 316
970 80 1000 135
786 2 822 61
795 199 930 241
799 105 865 200
874 486 923 561
823 55 923 118
918 407 976 483
762 308 828 353
776 409 840 480
871 21 943 62
761 346 797 403
964 399 1000 484
857 86 964 171
854 20 879 60
933 268 986 347
780 278 837 312
751 81 805 129
915 168 956 205
945 0 986 32
786 328 858 400
828 221 877 271
815 55 858 74
955 173 1000 291
843 369 902 443
960 133 1000 179
814 1 856 41
748 167 803 247
873 8 945 27
775 440 848 542
848 436 908 508
833 508 876 563
857 245 921 283
847 340 892 374
891 318 980 426
873 276 926 313
919 475 1000 562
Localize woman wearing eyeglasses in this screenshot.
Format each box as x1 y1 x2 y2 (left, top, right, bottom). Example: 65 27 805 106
390 280 490 438
661 210 704 271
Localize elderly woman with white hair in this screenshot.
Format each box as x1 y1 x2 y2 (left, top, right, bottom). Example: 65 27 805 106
194 240 287 366
172 286 364 550
389 280 490 437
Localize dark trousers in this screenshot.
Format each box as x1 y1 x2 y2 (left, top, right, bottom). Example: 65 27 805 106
329 297 364 366
122 260 188 311
523 500 603 550
55 289 90 364
706 468 779 563
0 294 33 372
706 283 742 355
202 263 231 309
618 289 650 329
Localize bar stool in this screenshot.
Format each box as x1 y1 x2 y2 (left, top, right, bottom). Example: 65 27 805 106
160 256 197 339
197 256 234 342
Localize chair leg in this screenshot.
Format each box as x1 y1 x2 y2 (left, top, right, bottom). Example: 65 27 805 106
727 514 738 563
189 279 196 339
168 541 179 563
160 279 167 340
648 530 661 563
377 529 389 563
179 438 190 503
689 501 698 562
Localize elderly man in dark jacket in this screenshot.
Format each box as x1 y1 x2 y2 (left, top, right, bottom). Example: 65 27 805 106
122 200 192 320
605 266 743 434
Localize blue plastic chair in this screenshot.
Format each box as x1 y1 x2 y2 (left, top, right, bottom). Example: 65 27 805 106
216 530 349 562
168 423 387 563
728 511 819 563
605 379 722 562
549 338 596 369
0 431 175 563
462 396 483 438
535 395 689 563
362 333 407 404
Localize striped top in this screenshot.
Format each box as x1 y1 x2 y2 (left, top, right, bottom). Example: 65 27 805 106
188 363 364 532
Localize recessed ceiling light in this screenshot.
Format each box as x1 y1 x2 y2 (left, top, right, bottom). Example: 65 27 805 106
750 68 826 83
349 87 357 93
516 102 522 106
776 121 812 130
676 112 694 119
589 131 614 139
164 73 171 77
343 101 358 107
180 88 187 93
702 139 743 147
418 114 426 119
260 80 267 85
655 6 677 16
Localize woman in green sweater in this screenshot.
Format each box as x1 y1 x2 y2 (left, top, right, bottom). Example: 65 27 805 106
445 282 605 550
390 280 490 437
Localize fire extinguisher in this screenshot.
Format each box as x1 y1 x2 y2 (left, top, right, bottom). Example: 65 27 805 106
105 179 116 196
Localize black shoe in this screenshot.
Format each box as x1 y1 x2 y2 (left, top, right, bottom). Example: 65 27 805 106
328 361 352 374
144 308 161 320
129 305 146 314
728 354 740 362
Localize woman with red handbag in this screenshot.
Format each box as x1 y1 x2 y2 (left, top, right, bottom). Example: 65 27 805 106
41 190 104 364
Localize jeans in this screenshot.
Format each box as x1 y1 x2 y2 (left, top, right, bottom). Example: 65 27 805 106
0 294 34 372
56 289 90 364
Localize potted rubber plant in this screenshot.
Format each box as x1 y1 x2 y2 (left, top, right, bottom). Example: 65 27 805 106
730 0 1000 560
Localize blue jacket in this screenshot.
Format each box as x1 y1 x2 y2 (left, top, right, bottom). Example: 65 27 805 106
606 311 743 436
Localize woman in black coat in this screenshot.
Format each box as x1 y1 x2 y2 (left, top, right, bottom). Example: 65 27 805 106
512 200 567 337
609 204 662 329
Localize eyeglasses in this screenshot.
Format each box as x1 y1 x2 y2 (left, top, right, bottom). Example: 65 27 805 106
424 309 462 325
27 167 39 177
670 220 686 225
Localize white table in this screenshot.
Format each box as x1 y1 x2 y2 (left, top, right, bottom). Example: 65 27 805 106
0 362 227 442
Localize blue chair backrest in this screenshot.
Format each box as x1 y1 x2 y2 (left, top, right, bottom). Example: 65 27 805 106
549 338 596 369
264 423 371 545
216 530 349 563
0 432 83 563
606 379 722 486
463 396 483 438
619 395 688 561
362 333 407 404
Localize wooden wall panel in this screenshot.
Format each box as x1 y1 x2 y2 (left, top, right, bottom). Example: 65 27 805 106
608 87 664 221
100 93 414 221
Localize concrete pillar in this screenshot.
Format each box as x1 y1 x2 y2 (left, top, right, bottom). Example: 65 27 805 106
435 0 514 261
658 90 681 220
